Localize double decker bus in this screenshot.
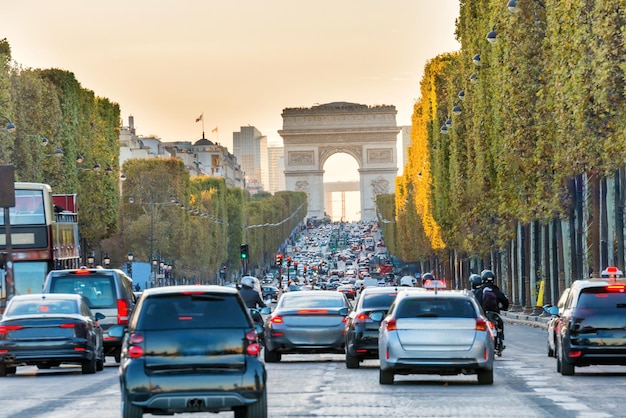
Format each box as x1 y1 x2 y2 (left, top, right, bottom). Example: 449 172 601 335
0 182 80 311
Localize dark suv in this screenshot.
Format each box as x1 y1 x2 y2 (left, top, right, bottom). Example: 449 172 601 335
42 267 136 362
551 267 626 375
117 285 267 418
344 286 405 369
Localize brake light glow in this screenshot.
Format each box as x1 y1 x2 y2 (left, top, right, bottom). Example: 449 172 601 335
74 347 86 352
568 350 582 358
128 333 144 358
245 330 260 356
0 325 23 334
270 315 283 324
476 318 488 331
297 309 328 314
606 285 626 292
117 299 129 325
59 323 76 329
74 268 91 274
386 318 397 331
181 291 204 295
356 313 368 321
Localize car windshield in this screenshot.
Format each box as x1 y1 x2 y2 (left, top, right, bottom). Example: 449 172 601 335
281 295 344 309
361 293 398 310
7 298 79 316
138 294 249 330
396 298 476 318
577 288 626 309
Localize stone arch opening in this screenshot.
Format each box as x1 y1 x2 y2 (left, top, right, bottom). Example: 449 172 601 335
323 152 360 222
279 102 399 221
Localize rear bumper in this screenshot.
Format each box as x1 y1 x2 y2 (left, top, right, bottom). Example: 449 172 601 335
346 331 379 358
121 358 266 414
266 334 345 354
0 347 95 366
565 342 626 366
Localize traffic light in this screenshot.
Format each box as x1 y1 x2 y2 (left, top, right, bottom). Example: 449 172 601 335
240 244 249 259
275 254 283 266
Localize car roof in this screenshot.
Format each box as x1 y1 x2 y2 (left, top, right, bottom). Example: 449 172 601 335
282 290 342 298
141 285 239 297
570 277 626 291
395 289 472 300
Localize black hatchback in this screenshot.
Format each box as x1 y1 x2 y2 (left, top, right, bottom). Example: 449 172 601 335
551 268 626 375
344 287 419 368
118 285 267 418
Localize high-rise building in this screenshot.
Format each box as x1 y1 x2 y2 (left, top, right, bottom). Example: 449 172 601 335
267 146 285 194
233 126 269 194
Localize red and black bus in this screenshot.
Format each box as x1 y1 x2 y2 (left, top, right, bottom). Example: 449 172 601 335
0 182 80 311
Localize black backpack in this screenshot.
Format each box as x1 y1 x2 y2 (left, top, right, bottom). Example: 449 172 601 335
481 287 499 312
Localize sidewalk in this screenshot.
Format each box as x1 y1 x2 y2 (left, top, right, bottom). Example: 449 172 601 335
500 310 550 330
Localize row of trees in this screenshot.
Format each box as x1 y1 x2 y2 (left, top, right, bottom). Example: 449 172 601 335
378 0 626 310
0 38 307 282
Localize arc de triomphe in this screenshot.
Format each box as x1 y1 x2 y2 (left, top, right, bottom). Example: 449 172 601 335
279 102 400 221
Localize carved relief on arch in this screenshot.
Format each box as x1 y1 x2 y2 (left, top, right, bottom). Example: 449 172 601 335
371 176 390 197
318 145 363 168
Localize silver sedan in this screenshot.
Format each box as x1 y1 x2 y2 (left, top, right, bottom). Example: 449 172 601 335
378 290 494 385
264 290 351 362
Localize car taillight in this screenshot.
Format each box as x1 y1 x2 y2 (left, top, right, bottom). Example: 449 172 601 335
117 299 129 325
270 315 283 324
0 325 23 334
128 333 144 358
354 313 368 324
59 323 76 328
385 318 397 331
606 284 626 292
245 330 260 356
476 318 488 331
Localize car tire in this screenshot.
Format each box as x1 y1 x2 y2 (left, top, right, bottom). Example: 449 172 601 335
121 388 143 418
345 352 360 369
234 389 267 418
114 349 122 364
264 348 281 363
477 368 494 385
559 342 575 376
96 356 104 372
379 368 394 385
81 356 97 374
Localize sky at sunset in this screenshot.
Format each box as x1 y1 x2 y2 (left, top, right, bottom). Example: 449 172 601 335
4 0 461 220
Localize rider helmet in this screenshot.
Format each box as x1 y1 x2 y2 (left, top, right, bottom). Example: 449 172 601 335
481 269 496 284
469 274 482 289
240 276 255 288
421 272 434 281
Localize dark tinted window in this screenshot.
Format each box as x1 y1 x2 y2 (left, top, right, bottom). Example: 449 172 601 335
138 294 249 330
361 293 397 310
396 298 476 319
577 287 626 309
49 275 115 309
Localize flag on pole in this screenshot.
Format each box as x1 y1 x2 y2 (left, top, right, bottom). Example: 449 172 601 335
195 113 203 123
212 126 218 133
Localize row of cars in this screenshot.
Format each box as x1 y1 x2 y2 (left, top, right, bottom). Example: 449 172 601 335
264 285 495 385
545 266 626 375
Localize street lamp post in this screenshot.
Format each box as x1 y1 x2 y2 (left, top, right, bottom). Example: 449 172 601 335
127 251 133 280
87 251 95 268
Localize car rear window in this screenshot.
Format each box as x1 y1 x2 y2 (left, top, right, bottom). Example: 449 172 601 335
361 293 397 310
8 299 79 316
49 276 116 309
396 298 476 319
577 287 626 309
281 295 345 309
138 294 249 330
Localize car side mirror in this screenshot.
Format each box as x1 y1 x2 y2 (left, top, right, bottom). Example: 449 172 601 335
108 325 125 338
339 307 349 316
369 311 384 322
260 306 271 315
548 306 559 316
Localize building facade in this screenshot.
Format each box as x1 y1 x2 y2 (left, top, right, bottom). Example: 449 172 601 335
233 126 269 194
267 145 285 194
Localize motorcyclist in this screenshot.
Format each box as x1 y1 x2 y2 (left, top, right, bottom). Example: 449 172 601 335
476 269 509 355
239 276 267 309
420 272 434 287
469 273 482 297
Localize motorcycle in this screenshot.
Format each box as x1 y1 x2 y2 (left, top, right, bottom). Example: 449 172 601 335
248 307 270 348
485 311 505 357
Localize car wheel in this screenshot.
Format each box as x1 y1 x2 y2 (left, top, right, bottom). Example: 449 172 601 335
114 349 122 364
379 368 394 385
345 352 360 369
81 356 97 374
121 388 143 418
234 388 267 418
559 342 575 376
5 366 16 375
264 348 281 363
477 368 494 385
96 357 104 372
